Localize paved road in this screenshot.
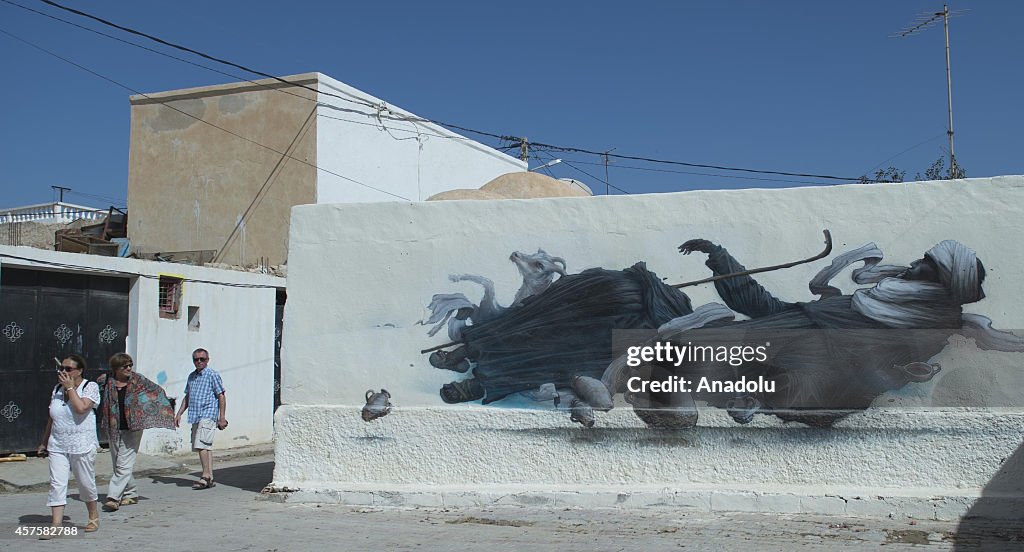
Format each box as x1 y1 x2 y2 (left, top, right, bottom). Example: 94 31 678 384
1 452 1021 551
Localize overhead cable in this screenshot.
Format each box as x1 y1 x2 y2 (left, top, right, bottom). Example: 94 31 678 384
34 0 517 143
0 26 411 201
530 143 865 182
0 252 283 288
26 0 873 185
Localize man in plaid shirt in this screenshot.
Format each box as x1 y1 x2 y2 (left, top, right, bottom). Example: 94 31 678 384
174 348 227 490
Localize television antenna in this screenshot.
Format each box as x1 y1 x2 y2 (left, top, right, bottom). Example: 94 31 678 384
892 5 969 175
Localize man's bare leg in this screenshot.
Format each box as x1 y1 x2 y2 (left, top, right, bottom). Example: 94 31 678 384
199 449 212 480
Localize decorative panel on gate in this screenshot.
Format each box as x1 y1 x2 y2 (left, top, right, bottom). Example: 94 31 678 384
0 268 128 452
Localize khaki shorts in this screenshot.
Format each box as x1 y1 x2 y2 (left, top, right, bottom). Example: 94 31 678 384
191 419 217 451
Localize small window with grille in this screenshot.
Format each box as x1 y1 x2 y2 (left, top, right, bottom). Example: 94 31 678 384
158 275 183 319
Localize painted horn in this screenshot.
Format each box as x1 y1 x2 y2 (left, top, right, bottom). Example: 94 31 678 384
550 257 567 275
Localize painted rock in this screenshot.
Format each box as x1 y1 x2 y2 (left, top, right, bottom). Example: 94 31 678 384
571 375 613 411
569 398 595 428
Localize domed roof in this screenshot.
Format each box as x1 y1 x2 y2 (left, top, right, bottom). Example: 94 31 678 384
480 172 592 199
426 172 593 201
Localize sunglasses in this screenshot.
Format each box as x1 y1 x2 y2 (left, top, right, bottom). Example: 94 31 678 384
57 365 80 372
117 363 134 369
193 357 209 363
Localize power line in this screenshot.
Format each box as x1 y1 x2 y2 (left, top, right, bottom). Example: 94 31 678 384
24 0 872 187
3 0 909 236
213 108 316 264
860 132 946 177
4 0 524 176
529 152 595 196
317 113 474 143
537 150 630 195
0 26 411 202
0 23 416 266
557 158 861 187
530 142 867 182
66 189 127 206
4 0 521 157
34 0 373 111
0 22 410 266
0 252 282 288
32 0 518 144
2 0 263 88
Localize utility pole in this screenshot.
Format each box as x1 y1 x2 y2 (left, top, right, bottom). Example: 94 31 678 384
519 137 529 162
602 148 615 195
52 185 71 203
942 4 955 169
894 4 966 176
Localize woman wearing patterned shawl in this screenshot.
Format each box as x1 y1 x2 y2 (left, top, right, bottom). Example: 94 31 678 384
96 353 175 511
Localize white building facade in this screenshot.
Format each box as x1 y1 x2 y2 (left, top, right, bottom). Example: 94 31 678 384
0 245 284 455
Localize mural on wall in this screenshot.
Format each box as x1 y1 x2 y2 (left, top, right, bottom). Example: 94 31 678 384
420 235 1024 429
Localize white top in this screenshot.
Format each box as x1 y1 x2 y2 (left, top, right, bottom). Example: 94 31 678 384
47 380 100 454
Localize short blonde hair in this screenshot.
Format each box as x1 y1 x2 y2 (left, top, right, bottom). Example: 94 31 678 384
109 352 133 370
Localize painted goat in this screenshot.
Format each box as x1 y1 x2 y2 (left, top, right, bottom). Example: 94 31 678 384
421 249 567 342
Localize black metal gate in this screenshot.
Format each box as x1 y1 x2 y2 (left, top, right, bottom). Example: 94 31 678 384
273 289 286 413
0 267 129 453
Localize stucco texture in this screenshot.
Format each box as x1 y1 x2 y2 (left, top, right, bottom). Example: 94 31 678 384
128 78 319 266
276 176 1024 503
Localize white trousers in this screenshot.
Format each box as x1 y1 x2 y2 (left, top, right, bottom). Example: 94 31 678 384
107 429 143 501
47 449 98 506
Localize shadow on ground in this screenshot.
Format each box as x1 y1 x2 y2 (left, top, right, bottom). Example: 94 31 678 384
952 441 1024 551
211 461 274 493
149 475 196 488
19 513 67 524
148 462 274 493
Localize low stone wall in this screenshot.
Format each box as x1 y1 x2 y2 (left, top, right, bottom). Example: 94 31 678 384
271 406 1024 519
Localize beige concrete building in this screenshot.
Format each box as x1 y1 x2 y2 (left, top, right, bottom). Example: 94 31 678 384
127 73 525 266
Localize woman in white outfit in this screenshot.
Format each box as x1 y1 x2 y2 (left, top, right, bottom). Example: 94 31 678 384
36 354 101 534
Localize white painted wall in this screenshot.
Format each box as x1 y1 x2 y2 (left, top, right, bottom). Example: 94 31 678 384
314 73 526 203
276 176 1024 507
0 247 284 455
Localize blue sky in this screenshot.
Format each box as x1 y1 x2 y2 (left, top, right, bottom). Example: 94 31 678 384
1 0 1020 208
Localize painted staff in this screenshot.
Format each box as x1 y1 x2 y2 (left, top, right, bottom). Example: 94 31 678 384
672 229 832 288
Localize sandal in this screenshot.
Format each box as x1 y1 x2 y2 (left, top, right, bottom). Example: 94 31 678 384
119 497 137 506
84 518 99 533
102 498 120 512
439 378 485 404
192 476 216 490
